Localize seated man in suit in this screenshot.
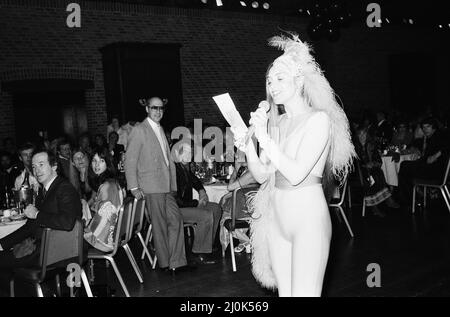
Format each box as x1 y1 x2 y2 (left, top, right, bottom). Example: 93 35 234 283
174 143 222 264
398 117 449 206
0 150 82 271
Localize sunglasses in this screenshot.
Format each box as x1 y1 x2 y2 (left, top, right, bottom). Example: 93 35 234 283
149 106 165 112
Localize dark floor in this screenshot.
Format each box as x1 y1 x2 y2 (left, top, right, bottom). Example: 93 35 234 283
2 192 450 297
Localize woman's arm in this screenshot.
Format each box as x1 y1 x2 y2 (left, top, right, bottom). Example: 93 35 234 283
227 170 257 191
244 141 271 184
261 112 330 186
229 164 239 184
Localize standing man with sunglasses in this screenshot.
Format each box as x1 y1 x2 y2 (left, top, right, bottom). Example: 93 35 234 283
125 97 188 273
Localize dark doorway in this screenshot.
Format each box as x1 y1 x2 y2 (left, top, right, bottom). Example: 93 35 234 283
389 53 436 118
13 90 88 145
101 43 185 131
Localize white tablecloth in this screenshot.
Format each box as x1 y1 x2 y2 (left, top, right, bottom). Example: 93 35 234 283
193 183 229 204
0 219 27 239
381 153 419 186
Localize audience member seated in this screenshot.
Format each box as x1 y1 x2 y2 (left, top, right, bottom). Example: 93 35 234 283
119 120 137 149
391 120 413 147
0 151 20 192
78 133 93 158
355 128 399 217
174 143 222 264
93 134 107 150
108 131 125 167
375 111 393 147
398 117 450 206
106 116 121 140
72 151 92 200
219 150 258 253
13 143 39 194
48 137 62 157
83 148 123 252
0 150 81 275
56 139 80 194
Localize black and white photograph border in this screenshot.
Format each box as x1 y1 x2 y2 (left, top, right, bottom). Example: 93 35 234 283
0 0 449 301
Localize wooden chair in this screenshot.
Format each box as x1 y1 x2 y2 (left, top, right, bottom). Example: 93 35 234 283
10 219 93 297
412 156 450 214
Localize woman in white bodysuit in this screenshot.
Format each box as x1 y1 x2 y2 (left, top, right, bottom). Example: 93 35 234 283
232 33 355 297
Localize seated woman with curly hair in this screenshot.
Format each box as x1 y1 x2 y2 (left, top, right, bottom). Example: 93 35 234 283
84 147 124 252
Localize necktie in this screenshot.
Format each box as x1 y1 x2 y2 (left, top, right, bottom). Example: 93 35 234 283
42 187 47 198
422 137 427 156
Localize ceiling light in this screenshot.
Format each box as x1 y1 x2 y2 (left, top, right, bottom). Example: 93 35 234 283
216 0 223 6
252 1 259 9
263 3 269 9
240 1 247 6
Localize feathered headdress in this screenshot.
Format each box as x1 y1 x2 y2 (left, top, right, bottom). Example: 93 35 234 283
267 32 356 181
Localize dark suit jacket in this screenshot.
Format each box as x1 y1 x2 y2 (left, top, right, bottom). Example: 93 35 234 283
410 130 449 174
412 130 448 159
0 176 82 250
57 156 80 194
375 120 393 142
175 163 204 208
110 144 125 165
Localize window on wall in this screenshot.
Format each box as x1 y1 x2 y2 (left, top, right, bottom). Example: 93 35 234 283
13 89 87 145
101 43 185 131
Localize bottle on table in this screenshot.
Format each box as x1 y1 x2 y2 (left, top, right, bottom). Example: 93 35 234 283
3 185 11 209
22 171 30 189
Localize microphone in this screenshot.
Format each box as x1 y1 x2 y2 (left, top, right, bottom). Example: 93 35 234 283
244 101 271 144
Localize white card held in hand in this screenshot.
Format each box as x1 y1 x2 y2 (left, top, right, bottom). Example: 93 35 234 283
212 93 248 132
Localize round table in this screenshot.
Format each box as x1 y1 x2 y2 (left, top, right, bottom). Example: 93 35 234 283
381 153 419 187
0 219 27 239
193 182 229 204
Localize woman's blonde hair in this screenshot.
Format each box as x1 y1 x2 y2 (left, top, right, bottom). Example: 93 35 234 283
265 32 356 182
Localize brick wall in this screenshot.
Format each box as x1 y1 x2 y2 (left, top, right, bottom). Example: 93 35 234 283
0 0 448 142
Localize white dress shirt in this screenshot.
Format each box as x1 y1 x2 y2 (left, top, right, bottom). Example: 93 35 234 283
44 174 58 192
147 118 169 166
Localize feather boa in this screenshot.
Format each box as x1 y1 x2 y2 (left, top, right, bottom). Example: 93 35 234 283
247 175 277 289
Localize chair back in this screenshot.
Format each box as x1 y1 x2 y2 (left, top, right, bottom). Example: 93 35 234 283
439 156 450 186
355 159 365 187
39 219 84 278
330 175 348 207
128 198 146 240
114 197 134 248
230 184 259 231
